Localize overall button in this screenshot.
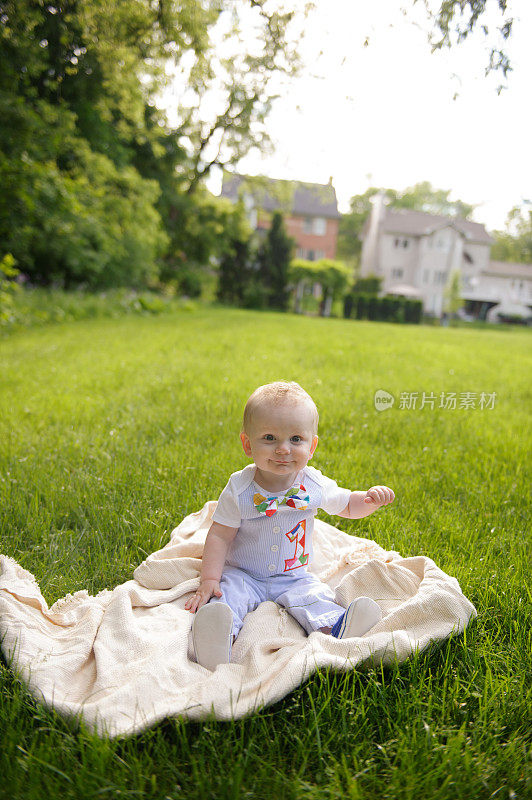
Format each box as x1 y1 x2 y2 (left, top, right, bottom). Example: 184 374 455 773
273 526 280 534
268 564 276 571
271 544 279 552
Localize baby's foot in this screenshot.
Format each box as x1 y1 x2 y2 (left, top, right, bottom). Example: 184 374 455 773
332 596 382 639
192 602 233 671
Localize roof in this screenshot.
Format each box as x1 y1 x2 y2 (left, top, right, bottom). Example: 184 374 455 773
221 173 340 219
483 260 532 279
366 207 493 244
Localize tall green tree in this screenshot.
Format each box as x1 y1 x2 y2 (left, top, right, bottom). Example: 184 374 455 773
257 212 294 311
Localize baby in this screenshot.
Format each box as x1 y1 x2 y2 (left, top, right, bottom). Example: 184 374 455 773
185 381 395 670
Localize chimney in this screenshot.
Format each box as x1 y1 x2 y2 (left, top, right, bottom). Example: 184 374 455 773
364 192 387 276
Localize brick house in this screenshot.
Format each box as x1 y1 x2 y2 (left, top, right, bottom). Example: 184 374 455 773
220 172 341 260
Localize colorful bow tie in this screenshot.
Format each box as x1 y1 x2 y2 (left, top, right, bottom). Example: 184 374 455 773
253 484 310 517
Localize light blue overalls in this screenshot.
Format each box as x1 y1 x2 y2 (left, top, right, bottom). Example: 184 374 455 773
209 464 351 637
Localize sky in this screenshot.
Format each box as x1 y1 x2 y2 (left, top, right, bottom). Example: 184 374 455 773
158 0 531 232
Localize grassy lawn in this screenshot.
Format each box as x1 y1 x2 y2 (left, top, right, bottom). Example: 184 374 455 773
0 307 530 800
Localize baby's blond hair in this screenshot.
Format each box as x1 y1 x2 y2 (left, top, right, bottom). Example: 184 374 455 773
242 381 319 434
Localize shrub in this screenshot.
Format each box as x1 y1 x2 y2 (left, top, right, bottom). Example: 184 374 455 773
177 269 202 299
0 254 20 324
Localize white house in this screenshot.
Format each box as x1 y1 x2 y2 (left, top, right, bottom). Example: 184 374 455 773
359 194 532 319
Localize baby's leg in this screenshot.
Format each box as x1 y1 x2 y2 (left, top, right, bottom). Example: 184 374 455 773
208 566 264 639
272 572 346 635
192 567 263 670
273 573 382 638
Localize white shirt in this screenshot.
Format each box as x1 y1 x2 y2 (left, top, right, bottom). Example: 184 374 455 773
212 464 351 579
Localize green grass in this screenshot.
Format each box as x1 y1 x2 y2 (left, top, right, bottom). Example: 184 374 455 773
1 307 531 800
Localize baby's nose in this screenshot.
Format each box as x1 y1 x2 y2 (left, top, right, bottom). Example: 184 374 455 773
275 440 290 453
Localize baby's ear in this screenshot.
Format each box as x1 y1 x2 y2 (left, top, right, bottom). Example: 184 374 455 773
310 435 318 457
240 432 252 457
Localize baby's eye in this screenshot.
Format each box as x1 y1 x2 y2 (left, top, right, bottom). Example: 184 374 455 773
264 434 275 441
291 435 302 443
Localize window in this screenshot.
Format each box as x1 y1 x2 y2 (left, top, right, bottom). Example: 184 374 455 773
303 217 326 235
436 234 450 252
313 217 326 235
464 251 473 264
394 238 409 248
392 268 404 279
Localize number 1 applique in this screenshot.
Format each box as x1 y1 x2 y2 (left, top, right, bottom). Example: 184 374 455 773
284 520 309 571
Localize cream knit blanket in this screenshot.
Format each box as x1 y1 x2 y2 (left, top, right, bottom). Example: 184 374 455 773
0 502 477 738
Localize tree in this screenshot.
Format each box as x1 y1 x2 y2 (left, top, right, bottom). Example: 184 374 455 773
216 201 254 305
0 1 308 287
315 259 351 317
443 268 464 316
217 239 252 306
172 1 312 194
289 258 351 316
416 0 514 89
0 100 168 288
257 212 294 311
491 206 532 264
392 181 475 218
289 258 321 314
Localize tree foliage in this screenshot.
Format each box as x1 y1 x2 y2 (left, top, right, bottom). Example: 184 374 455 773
257 211 294 310
167 1 311 194
289 257 351 315
0 0 306 288
443 268 464 315
491 206 532 264
416 0 514 89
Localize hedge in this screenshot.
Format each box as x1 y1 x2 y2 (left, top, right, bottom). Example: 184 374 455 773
343 293 423 324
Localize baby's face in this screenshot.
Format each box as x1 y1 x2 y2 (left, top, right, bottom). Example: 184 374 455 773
240 400 318 486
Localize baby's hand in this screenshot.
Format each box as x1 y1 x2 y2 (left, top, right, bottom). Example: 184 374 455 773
185 579 222 613
364 486 395 507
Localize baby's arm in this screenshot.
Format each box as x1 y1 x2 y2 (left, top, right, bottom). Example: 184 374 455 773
338 486 395 519
184 521 237 613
